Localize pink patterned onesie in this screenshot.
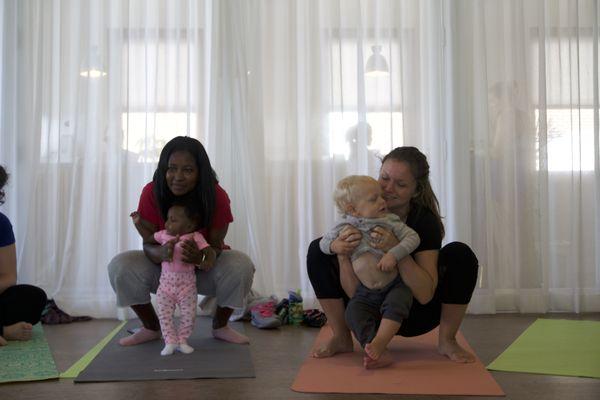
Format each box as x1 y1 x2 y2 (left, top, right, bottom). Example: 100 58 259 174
153 230 209 345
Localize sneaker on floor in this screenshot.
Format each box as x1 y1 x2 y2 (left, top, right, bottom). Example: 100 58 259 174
41 299 92 325
288 290 303 303
250 301 281 329
275 298 289 325
302 309 327 328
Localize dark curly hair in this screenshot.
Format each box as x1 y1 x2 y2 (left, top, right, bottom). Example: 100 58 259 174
153 137 218 230
0 165 8 205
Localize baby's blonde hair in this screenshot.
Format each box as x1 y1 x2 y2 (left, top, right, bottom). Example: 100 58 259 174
333 175 378 214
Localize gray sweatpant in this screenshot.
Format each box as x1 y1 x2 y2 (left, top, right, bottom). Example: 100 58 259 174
345 275 413 347
108 250 254 310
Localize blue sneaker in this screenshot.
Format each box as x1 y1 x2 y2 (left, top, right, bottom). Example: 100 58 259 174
250 301 281 329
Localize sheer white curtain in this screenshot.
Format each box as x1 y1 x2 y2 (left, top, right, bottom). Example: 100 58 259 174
448 0 600 313
216 0 445 303
0 0 208 317
0 0 598 317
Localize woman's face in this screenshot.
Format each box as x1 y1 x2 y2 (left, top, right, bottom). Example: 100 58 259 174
166 151 199 196
378 159 417 212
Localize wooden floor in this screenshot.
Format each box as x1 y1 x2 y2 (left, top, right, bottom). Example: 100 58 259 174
1 313 599 400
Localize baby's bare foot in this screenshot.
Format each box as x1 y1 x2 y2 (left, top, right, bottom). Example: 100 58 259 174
364 341 385 360
119 327 161 346
3 322 33 341
363 350 394 369
311 333 353 358
438 337 476 363
212 325 249 344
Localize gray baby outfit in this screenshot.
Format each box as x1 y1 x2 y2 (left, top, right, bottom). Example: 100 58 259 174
319 213 420 347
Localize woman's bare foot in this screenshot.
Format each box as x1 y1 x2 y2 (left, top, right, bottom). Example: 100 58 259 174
119 327 161 346
3 322 33 341
363 350 394 369
212 325 249 344
311 332 353 358
438 337 476 363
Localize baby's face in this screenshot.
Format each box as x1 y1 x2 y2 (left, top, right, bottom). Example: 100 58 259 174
351 182 388 218
165 206 196 235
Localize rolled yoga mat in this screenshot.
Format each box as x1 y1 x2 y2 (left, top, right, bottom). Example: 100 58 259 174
487 319 600 379
0 323 59 383
74 318 254 382
291 326 504 396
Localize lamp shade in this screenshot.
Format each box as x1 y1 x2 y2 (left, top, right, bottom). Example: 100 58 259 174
365 45 389 77
80 46 107 78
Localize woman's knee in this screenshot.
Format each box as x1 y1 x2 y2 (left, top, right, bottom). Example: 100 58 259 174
306 238 324 272
107 250 151 290
439 242 479 303
219 250 255 285
440 242 478 272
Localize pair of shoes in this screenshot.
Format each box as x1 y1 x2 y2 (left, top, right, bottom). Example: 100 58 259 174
40 299 92 325
275 298 289 325
250 301 281 329
302 309 327 328
288 290 303 304
287 290 303 326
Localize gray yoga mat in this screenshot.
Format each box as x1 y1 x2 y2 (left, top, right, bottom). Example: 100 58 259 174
75 318 255 382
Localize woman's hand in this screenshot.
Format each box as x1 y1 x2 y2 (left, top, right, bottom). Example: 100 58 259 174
181 238 212 269
368 226 399 252
195 247 217 271
330 225 361 255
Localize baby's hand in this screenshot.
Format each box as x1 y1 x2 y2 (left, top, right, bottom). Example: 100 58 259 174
130 211 141 224
377 253 397 272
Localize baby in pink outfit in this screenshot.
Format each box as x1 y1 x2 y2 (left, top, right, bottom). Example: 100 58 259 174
132 204 215 356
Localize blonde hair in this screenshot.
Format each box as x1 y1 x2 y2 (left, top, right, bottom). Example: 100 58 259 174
333 175 378 214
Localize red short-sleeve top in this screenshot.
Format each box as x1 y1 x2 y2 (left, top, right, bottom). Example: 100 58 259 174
137 181 234 249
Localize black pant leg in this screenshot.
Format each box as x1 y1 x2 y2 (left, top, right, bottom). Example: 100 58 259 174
0 284 47 334
398 241 479 337
437 242 479 304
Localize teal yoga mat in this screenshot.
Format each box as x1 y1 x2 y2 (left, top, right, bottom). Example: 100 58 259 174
488 319 600 379
0 323 59 383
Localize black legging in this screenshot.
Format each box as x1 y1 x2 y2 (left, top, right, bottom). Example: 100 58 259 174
0 284 47 337
307 240 478 337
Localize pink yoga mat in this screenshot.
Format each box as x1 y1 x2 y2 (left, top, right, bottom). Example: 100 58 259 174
291 326 504 396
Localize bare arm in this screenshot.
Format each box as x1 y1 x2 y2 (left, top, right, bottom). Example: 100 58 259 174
130 211 157 243
130 211 167 264
0 244 17 295
369 225 438 304
397 250 438 304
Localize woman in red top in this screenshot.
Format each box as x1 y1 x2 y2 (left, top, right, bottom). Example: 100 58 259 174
108 137 254 345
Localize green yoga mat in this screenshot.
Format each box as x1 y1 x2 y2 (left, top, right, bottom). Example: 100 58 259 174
488 319 600 379
0 323 59 383
60 321 126 378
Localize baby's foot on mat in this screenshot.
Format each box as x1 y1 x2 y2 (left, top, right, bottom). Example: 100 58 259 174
161 343 177 356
